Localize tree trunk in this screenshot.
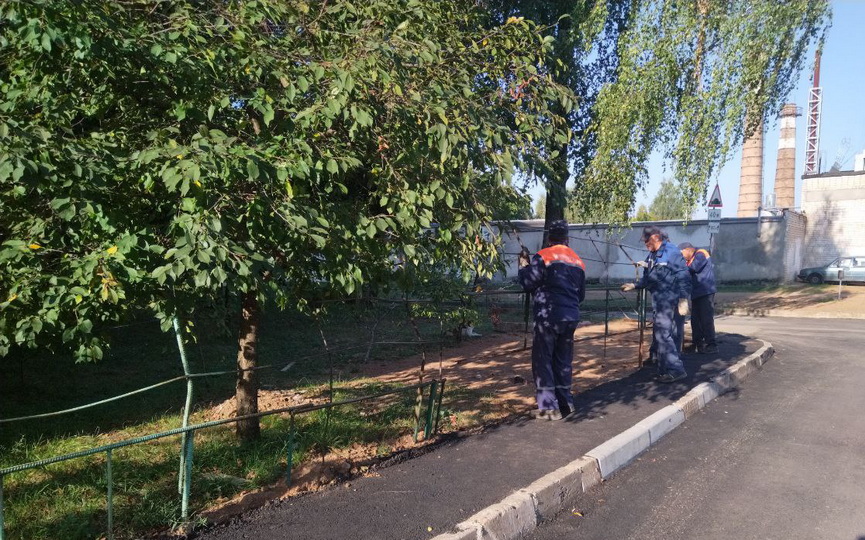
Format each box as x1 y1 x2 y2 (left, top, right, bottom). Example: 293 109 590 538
543 13 572 246
235 289 261 441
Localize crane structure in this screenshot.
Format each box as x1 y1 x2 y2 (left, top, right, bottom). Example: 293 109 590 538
804 51 822 175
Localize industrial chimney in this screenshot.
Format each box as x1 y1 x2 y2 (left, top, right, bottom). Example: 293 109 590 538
738 119 764 217
773 103 800 209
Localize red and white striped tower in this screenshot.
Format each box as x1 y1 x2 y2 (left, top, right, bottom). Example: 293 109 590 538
737 118 764 217
774 104 800 208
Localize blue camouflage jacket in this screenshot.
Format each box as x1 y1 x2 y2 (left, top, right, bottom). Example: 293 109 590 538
687 249 716 298
635 240 690 307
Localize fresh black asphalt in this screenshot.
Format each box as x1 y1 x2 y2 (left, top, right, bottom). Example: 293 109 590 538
192 330 759 540
529 316 865 540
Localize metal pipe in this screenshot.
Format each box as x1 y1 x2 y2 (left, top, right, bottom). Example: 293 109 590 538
286 414 296 487
174 317 194 495
637 289 646 368
106 449 114 540
0 474 5 540
423 381 438 440
433 379 446 435
180 429 195 521
604 289 610 360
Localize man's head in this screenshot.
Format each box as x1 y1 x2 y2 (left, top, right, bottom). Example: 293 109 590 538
640 226 665 252
548 220 569 245
677 242 695 261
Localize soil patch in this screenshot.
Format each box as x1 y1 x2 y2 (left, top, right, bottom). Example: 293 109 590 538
716 284 865 316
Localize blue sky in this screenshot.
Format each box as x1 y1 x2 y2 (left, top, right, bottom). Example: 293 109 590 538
531 0 865 220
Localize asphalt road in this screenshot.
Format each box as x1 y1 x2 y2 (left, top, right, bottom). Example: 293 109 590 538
530 316 865 540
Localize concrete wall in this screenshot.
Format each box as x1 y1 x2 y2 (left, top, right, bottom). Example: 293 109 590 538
783 210 807 282
801 170 865 267
495 215 794 284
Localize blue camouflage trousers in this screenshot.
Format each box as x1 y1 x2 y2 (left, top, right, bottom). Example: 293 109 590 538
649 308 685 357
652 302 686 377
532 320 579 413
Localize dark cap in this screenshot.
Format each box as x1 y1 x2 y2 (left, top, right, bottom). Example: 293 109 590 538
677 242 694 251
548 220 569 241
640 225 665 242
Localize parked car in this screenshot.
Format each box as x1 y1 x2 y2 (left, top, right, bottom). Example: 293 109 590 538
797 256 865 284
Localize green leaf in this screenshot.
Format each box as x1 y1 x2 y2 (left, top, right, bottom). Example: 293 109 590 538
309 234 326 248
262 104 274 126
247 159 260 180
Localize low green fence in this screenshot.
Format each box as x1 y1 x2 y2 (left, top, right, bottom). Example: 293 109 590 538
0 275 650 539
0 378 445 540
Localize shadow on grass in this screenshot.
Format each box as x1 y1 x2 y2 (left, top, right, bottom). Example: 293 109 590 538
715 283 865 313
1 387 425 540
0 303 457 447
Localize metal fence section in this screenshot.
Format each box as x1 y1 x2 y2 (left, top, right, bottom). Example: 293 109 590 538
0 379 444 540
0 234 652 539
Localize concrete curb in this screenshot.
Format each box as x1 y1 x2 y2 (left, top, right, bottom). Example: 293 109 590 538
431 340 775 540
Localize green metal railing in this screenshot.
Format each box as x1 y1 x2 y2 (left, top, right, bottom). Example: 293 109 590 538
0 261 651 539
0 378 445 540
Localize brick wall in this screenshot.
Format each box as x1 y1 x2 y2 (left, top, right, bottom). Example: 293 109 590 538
801 171 865 267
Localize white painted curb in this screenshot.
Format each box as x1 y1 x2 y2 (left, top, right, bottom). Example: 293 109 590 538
431 340 774 540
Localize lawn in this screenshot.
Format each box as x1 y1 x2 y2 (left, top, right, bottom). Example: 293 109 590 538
0 288 640 539
0 292 526 539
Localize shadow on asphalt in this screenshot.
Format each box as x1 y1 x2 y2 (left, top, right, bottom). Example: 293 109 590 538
561 332 750 422
425 332 752 436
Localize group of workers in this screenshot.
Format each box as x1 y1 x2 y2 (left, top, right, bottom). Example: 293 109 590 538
518 222 717 420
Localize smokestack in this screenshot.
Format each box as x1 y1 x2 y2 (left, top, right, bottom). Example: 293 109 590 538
738 119 764 217
774 103 800 209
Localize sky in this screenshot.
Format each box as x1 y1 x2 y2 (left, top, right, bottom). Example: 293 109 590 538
530 0 865 220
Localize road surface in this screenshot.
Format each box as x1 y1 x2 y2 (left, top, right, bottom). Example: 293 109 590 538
530 316 865 540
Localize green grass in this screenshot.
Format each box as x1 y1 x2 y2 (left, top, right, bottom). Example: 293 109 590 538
0 299 459 539
0 381 422 539
0 302 449 446
0 293 631 539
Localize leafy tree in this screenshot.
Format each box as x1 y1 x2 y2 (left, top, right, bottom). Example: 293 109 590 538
0 0 573 438
645 179 694 221
491 188 534 220
487 0 830 229
635 204 652 221
533 193 590 224
534 194 547 220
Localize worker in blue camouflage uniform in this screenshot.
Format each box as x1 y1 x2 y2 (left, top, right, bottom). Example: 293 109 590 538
643 232 690 365
678 242 718 353
518 220 586 420
622 226 690 383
